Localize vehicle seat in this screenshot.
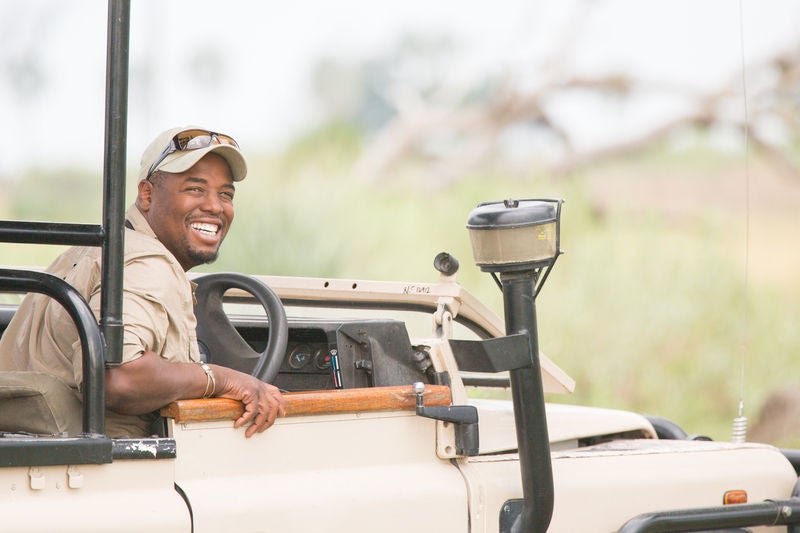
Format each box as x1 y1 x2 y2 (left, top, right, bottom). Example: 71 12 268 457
0 371 82 435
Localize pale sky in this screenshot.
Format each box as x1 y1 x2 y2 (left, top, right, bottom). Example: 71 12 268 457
2 0 799 177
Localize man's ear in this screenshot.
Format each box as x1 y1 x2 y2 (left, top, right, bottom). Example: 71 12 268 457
136 179 153 211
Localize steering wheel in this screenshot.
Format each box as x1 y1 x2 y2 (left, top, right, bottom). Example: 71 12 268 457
193 273 288 383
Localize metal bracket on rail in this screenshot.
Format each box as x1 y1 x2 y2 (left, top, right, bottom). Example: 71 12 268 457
413 381 478 456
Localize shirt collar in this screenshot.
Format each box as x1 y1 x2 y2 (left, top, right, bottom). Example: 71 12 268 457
125 204 158 240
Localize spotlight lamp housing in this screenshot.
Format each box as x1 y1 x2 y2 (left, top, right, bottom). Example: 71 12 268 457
467 198 563 294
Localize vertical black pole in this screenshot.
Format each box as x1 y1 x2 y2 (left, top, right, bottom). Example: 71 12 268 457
100 0 130 367
502 271 554 533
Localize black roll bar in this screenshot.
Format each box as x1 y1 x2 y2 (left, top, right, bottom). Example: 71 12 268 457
100 0 130 365
0 222 104 246
0 269 106 436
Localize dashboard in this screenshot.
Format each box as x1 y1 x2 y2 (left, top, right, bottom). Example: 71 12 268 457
233 317 435 392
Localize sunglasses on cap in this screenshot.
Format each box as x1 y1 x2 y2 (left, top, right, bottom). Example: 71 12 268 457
145 129 239 180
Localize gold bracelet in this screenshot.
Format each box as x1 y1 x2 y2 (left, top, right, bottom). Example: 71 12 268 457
197 362 216 398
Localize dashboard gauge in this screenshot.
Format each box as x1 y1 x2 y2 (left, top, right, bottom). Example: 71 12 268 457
314 348 332 370
288 345 312 369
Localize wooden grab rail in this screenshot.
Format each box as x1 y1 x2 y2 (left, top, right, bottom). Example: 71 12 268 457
160 384 452 424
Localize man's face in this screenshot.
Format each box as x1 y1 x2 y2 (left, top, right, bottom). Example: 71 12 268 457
137 153 236 270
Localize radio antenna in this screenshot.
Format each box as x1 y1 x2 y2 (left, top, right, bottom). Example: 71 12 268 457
731 0 751 444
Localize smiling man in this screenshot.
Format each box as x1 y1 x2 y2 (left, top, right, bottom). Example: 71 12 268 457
0 126 285 438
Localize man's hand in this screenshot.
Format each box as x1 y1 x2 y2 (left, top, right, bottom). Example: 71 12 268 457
211 365 286 437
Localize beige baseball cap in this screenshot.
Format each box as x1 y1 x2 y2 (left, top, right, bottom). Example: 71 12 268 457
137 126 248 182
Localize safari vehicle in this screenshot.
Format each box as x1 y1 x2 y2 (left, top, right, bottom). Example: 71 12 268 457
2 2 800 532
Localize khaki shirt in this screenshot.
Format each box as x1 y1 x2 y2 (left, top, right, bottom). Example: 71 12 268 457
0 204 200 437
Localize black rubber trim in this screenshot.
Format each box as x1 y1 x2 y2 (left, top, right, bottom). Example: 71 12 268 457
112 438 177 460
0 436 113 467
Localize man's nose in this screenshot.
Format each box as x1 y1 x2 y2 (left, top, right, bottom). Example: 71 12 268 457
200 192 224 214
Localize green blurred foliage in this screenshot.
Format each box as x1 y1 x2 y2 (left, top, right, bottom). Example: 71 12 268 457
2 125 799 447
6 167 102 223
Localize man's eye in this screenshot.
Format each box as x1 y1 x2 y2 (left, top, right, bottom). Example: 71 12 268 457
221 192 235 201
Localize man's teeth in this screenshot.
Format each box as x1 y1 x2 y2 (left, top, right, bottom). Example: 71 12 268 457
191 223 219 235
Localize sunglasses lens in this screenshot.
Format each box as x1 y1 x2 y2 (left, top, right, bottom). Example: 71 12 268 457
184 134 214 150
216 134 238 148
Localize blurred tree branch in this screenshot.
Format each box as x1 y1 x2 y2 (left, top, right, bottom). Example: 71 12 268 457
316 22 800 186
363 52 800 184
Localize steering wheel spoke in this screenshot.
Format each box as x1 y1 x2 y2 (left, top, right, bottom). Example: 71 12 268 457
194 273 288 383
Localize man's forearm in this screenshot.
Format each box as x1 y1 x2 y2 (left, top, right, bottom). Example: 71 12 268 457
104 351 208 414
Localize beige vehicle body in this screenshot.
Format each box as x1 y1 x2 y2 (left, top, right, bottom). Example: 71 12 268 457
2 3 800 532
0 275 798 532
